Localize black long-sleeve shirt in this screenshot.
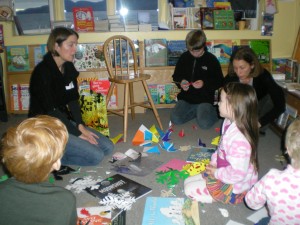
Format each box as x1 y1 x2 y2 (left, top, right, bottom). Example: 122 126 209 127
172 50 224 104
29 52 83 136
224 68 286 127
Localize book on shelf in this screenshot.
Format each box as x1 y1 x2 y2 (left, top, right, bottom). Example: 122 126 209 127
144 39 168 67
165 83 180 104
6 45 30 72
141 197 200 225
76 205 112 225
213 10 235 30
85 173 152 201
276 104 298 129
167 40 187 66
73 7 95 32
146 84 158 104
186 7 201 29
272 58 287 74
157 84 166 104
186 146 216 163
138 24 152 31
110 27 125 32
73 43 105 71
90 79 110 96
272 72 285 81
213 1 232 10
208 40 233 65
285 82 300 92
248 39 271 64
172 7 188 29
10 83 30 111
94 19 109 32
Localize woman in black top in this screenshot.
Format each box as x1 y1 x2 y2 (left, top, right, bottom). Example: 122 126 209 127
29 27 114 166
224 47 285 133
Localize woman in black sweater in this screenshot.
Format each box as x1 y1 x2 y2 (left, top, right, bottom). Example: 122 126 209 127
224 47 285 134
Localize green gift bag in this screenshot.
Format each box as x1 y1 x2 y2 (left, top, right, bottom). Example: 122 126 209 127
79 90 110 137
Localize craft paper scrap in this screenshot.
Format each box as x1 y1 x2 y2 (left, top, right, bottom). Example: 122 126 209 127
225 220 245 225
143 146 160 154
110 133 123 144
140 141 152 147
219 208 229 217
211 136 220 145
179 145 191 151
112 152 127 160
160 141 176 152
198 138 206 147
156 158 188 172
132 124 151 145
178 129 185 137
161 130 172 141
144 129 153 140
247 207 268 223
125 149 140 160
149 124 160 138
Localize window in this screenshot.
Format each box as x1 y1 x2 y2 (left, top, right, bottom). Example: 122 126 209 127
14 0 50 34
116 0 158 28
64 0 107 24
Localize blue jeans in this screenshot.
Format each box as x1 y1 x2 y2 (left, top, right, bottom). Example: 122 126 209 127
61 126 114 166
170 100 219 129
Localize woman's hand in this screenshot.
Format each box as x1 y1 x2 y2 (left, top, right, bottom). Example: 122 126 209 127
78 124 98 145
192 80 204 89
180 79 190 91
205 164 216 178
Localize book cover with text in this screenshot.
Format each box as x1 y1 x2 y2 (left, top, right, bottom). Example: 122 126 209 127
142 197 200 225
186 146 216 163
85 174 152 201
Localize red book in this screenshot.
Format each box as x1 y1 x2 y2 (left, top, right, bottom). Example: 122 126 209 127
90 80 110 95
73 7 95 32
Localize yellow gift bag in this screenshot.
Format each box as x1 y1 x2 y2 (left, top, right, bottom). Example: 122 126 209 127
79 90 110 137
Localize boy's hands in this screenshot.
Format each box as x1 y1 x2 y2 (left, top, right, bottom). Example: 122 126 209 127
180 79 204 91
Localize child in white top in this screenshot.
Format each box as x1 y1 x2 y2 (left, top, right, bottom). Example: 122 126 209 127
245 119 300 225
184 82 259 204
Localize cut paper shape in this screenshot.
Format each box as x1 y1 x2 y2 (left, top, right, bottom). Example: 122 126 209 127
225 220 245 225
156 126 165 138
151 133 159 143
156 158 188 172
211 136 220 146
144 129 153 140
247 207 268 224
198 138 206 147
0 174 9 182
110 133 123 144
179 145 191 152
160 141 176 152
132 124 155 145
192 124 198 130
112 152 127 161
125 149 140 160
149 124 160 138
161 130 172 141
143 146 160 154
139 141 152 147
215 127 220 133
183 160 210 176
219 208 229 217
178 129 185 137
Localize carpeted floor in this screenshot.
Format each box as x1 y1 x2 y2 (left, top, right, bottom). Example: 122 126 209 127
0 108 286 225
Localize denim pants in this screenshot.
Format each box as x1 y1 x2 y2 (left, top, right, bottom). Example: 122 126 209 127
170 100 219 129
61 126 114 166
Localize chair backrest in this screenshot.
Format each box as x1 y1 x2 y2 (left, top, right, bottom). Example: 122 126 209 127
103 35 139 79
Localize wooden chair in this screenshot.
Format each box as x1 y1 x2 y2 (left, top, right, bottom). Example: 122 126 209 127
103 35 163 142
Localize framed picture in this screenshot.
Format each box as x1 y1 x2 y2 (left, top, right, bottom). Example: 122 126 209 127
200 7 216 30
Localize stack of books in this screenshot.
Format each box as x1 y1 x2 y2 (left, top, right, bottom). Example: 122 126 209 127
94 19 109 32
138 24 152 31
108 14 124 32
125 24 139 32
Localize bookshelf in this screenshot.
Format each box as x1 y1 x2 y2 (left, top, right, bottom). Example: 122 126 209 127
5 38 272 114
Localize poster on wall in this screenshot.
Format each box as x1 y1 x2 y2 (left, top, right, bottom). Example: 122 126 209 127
6 46 30 72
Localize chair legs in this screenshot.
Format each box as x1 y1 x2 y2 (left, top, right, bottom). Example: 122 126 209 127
123 83 129 142
142 80 163 131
